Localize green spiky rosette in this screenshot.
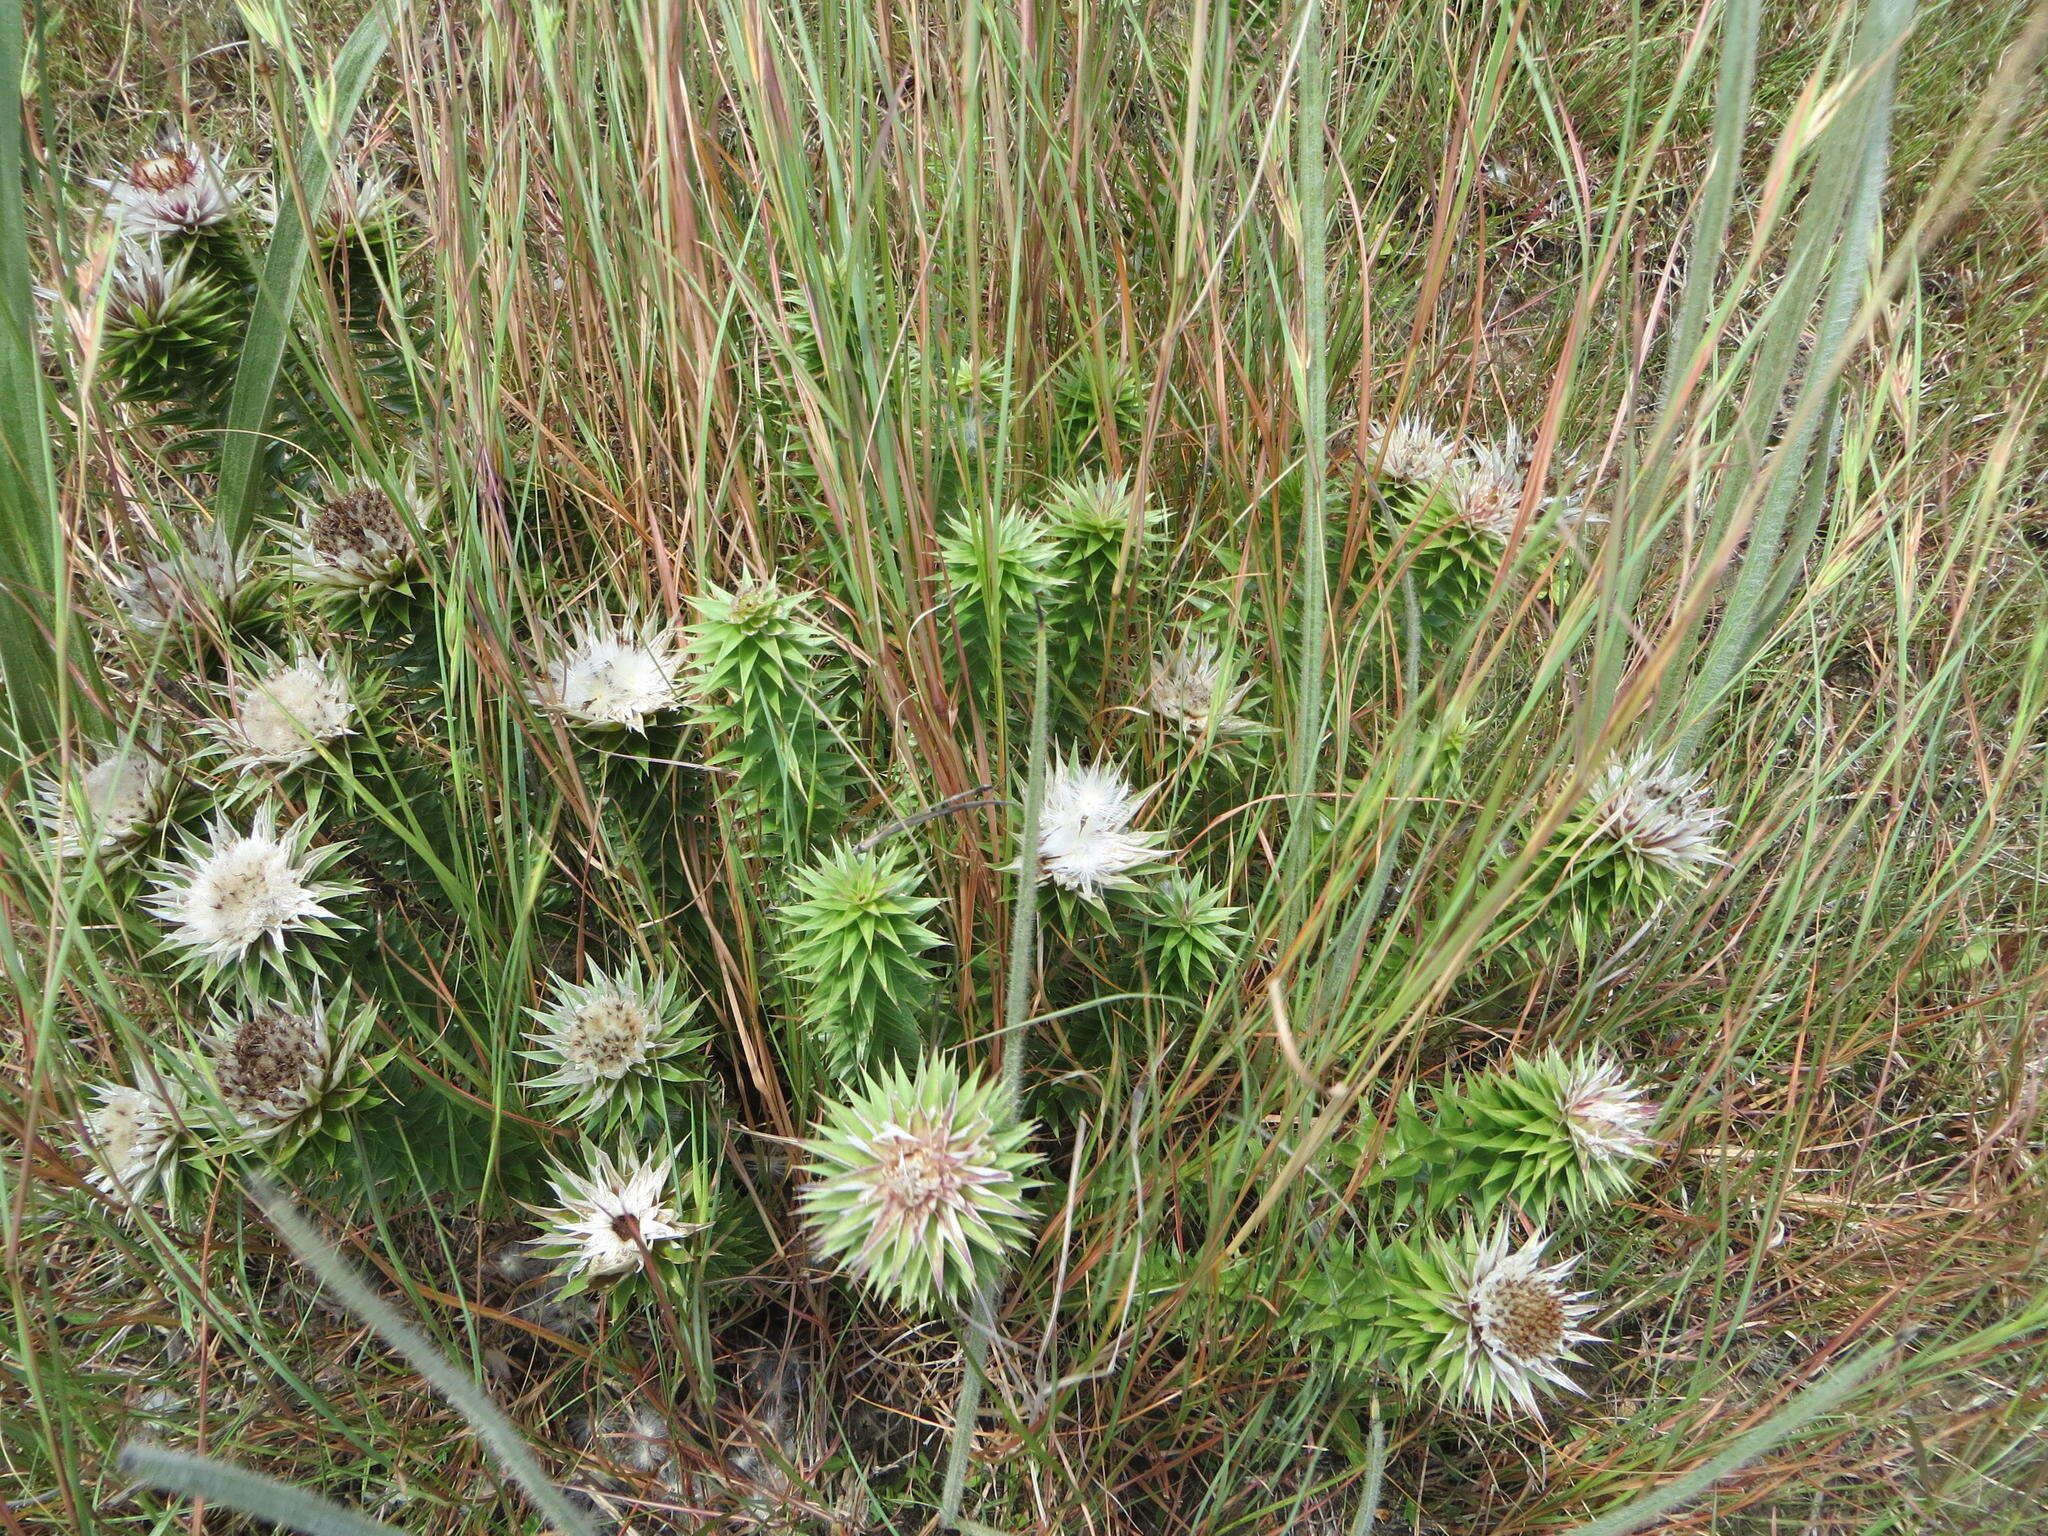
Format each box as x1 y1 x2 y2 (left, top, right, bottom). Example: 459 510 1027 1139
1289 1227 1599 1418
687 582 854 849
1374 1049 1661 1218
101 248 242 408
520 960 712 1138
1375 483 1510 635
800 1054 1041 1314
779 843 945 1082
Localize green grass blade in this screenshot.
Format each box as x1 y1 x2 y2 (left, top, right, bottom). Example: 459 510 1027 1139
1559 1342 1892 1536
213 5 392 549
116 1444 407 1536
0 0 64 751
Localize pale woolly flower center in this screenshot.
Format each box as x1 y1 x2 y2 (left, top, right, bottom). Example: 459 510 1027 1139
233 664 352 760
556 994 657 1080
130 151 199 193
1562 1075 1657 1163
85 1088 169 1176
182 840 319 948
868 1119 978 1220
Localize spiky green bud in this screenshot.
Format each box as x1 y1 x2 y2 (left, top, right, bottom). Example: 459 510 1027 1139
937 506 1065 680
1138 873 1245 994
800 1055 1040 1313
687 583 853 849
778 844 945 1081
1378 1049 1662 1217
1049 354 1145 467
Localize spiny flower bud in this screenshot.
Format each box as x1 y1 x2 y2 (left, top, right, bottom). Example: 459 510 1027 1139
800 1056 1040 1313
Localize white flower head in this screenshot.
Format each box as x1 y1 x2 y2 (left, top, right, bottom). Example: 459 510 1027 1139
210 648 358 771
313 147 406 245
1363 414 1459 488
112 520 253 633
528 1147 702 1283
1556 1051 1661 1166
1146 635 1254 740
1589 752 1728 870
77 1079 183 1204
1451 429 1532 541
522 962 706 1127
100 142 238 237
35 744 172 860
1449 1229 1600 1417
1035 754 1171 902
144 807 356 970
528 611 687 733
205 993 376 1147
288 481 423 592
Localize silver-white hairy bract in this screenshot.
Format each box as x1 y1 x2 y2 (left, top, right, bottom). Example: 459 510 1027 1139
36 745 172 860
143 807 356 967
212 649 358 771
112 520 253 633
1451 1230 1600 1417
77 1080 182 1203
527 613 688 732
1556 1053 1661 1166
99 143 238 237
1363 414 1459 488
528 1148 701 1280
1146 636 1253 740
1035 755 1170 902
1589 753 1728 869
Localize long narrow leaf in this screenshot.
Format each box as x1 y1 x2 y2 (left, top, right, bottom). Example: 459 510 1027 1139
117 1444 407 1536
214 5 393 549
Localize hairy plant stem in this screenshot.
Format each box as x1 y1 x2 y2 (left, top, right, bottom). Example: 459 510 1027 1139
938 616 1052 1530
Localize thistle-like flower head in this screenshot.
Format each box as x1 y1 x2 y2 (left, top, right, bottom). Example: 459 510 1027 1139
112 520 253 633
100 143 238 237
528 611 687 732
1450 430 1532 541
1554 1050 1661 1167
528 1146 703 1286
1145 636 1254 741
1446 1229 1599 1417
1034 754 1170 902
1363 414 1459 488
35 744 172 861
77 1079 184 1205
522 962 708 1131
143 807 356 971
310 147 407 247
288 481 423 592
1588 753 1728 870
1411 1048 1664 1217
211 647 358 771
800 1055 1041 1313
205 992 379 1151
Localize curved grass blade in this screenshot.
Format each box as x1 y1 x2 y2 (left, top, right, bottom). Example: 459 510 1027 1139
116 1444 407 1536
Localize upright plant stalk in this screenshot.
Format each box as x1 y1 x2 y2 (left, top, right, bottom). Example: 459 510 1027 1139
1281 0 1331 923
938 616 1051 1531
